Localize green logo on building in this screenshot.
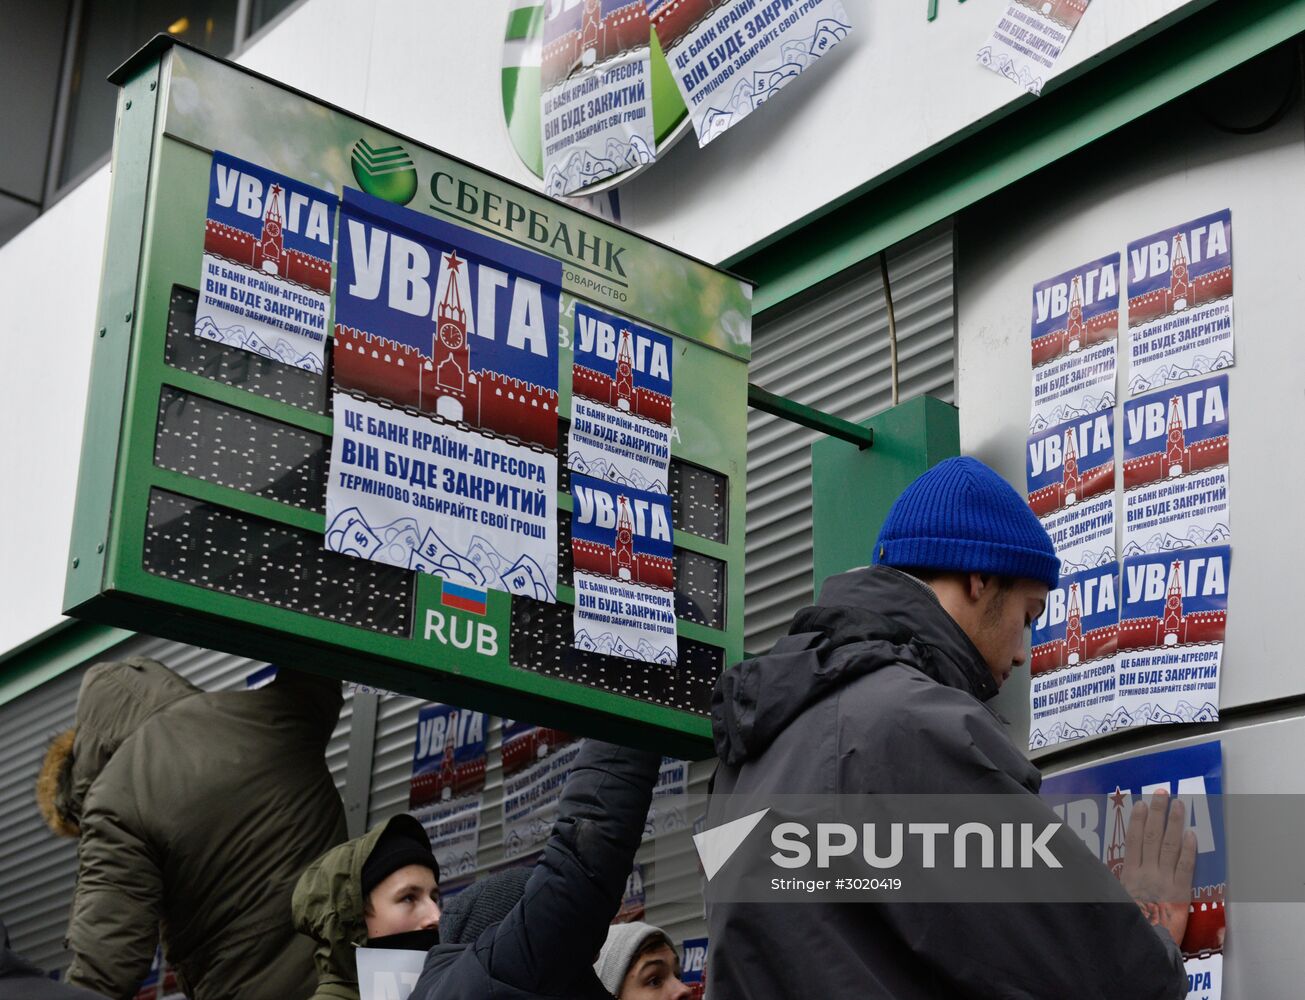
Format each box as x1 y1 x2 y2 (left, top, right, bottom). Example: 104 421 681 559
350 139 418 205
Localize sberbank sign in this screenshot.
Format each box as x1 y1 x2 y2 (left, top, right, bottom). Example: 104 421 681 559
350 139 419 206
428 171 630 284
349 137 633 286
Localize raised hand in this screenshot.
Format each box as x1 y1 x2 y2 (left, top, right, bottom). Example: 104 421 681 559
1119 788 1198 947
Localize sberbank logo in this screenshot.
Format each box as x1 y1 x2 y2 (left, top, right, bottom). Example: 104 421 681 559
350 139 418 205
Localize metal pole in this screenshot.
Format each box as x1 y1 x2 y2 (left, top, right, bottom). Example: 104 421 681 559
880 251 900 407
747 383 873 449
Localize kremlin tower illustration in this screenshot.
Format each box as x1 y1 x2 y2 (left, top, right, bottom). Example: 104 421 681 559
541 0 650 90
572 493 674 589
1028 425 1113 517
1030 579 1118 676
1029 271 1120 366
334 251 559 449
407 708 488 808
572 327 672 425
1127 231 1233 327
203 183 331 293
1121 392 1229 489
1117 557 1227 651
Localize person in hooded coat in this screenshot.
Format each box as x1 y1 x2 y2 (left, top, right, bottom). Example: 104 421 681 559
0 919 104 1000
705 457 1195 1000
35 657 346 1000
411 739 661 1000
291 813 441 1000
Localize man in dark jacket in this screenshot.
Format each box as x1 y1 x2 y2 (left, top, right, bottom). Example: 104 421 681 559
36 657 347 1000
706 457 1194 999
413 739 660 999
0 919 103 999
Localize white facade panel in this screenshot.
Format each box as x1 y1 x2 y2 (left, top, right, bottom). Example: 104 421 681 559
957 96 1305 741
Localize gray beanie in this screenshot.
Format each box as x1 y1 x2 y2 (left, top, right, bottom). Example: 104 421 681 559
594 921 673 995
438 867 532 945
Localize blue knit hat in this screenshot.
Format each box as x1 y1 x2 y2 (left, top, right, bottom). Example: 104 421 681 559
874 457 1059 588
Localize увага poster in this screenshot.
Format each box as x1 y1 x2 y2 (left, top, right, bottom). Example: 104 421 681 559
326 188 561 602
570 304 673 492
1027 408 1115 573
648 0 852 146
571 472 677 664
681 937 708 1000
501 720 582 859
1041 741 1226 1000
1117 545 1229 727
1028 564 1119 750
196 151 336 372
1123 374 1230 557
407 704 487 880
644 756 691 839
977 0 1092 96
541 0 655 196
1126 209 1234 396
1028 252 1119 434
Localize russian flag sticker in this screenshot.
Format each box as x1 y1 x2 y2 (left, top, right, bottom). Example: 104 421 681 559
441 580 488 616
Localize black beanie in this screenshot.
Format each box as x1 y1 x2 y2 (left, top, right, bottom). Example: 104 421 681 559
361 814 440 899
438 867 532 945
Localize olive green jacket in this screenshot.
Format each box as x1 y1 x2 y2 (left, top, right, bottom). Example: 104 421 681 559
37 658 346 1000
291 821 394 1000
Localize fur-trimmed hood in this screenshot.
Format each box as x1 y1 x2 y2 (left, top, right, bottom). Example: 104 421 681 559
36 657 198 837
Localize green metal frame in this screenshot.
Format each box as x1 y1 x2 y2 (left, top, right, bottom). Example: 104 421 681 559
61 40 751 758
736 0 1304 315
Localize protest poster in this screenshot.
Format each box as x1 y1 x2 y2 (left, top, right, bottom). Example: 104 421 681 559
1028 252 1120 434
356 948 426 1000
327 188 563 602
614 862 647 923
681 937 708 1000
1126 209 1234 396
644 756 691 839
648 0 852 146
977 0 1091 96
1026 408 1116 573
541 0 656 196
195 151 335 372
1041 741 1226 1000
1028 564 1119 750
571 473 677 664
569 304 674 493
408 704 487 880
1122 374 1230 557
1116 546 1229 727
501 720 582 859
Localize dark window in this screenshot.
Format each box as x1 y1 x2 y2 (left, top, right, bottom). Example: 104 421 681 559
60 1 239 187
249 0 300 33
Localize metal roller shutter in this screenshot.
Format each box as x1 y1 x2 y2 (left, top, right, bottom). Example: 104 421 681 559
0 634 354 978
745 224 958 654
0 664 85 975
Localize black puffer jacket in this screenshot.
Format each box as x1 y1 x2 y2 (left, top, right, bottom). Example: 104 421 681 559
412 740 660 999
705 565 1188 1000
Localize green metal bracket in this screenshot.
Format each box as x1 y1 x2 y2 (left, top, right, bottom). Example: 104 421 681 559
810 396 959 595
747 383 874 448
0 621 133 709
927 0 967 23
